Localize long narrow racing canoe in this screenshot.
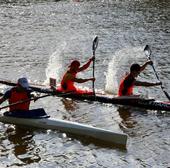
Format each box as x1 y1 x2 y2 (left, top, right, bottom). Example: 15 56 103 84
58 93 170 112
0 108 127 147
0 80 170 111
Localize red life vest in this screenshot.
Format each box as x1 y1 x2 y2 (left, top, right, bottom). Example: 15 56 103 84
60 71 77 92
8 88 30 112
57 71 93 95
118 74 135 96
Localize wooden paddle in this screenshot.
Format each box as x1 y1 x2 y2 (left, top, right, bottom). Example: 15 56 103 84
92 36 99 95
144 45 170 100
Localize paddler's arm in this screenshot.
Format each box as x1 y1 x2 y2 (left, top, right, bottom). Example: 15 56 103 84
30 92 39 102
140 60 153 72
0 90 10 105
135 81 162 87
0 97 6 105
74 77 95 83
65 73 95 84
78 56 94 72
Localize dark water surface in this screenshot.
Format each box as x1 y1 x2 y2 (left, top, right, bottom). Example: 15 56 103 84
0 0 170 167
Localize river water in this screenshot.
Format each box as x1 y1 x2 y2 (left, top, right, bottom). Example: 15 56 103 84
0 0 170 168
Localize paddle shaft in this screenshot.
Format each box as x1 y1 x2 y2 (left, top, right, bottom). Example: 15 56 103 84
0 80 57 94
150 62 170 100
0 80 43 91
0 94 51 111
92 36 99 95
0 78 46 87
144 45 170 100
146 50 160 81
92 50 95 93
0 90 76 111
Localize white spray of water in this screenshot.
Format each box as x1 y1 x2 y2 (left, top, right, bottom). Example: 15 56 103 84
105 47 145 95
44 42 67 85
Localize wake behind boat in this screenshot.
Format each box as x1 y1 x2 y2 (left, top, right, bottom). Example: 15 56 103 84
0 79 170 112
0 108 127 147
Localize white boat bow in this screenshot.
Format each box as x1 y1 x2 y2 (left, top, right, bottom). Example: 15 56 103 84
0 112 127 147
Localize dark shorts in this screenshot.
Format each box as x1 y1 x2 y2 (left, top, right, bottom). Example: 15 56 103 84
4 108 50 119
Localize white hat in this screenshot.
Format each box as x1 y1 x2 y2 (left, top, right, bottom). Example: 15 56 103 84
17 77 30 89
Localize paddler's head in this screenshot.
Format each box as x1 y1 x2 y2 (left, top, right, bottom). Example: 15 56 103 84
130 63 141 77
69 60 80 71
17 77 30 90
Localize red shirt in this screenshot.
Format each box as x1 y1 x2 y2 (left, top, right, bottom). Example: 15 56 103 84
4 87 31 112
118 74 135 96
60 71 77 92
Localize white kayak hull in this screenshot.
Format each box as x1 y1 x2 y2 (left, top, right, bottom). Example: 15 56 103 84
0 115 127 147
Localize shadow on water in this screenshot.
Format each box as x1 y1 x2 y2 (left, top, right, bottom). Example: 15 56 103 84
60 98 80 121
61 98 78 112
118 106 139 129
62 131 127 151
5 126 41 166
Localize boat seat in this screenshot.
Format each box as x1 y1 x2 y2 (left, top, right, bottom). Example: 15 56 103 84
4 108 50 119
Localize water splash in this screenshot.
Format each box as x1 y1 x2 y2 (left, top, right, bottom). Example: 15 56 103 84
105 46 145 95
44 42 67 85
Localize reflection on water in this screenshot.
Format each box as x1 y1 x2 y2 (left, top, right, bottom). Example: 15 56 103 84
58 99 128 149
5 126 41 166
61 98 78 121
118 106 138 129
61 98 78 112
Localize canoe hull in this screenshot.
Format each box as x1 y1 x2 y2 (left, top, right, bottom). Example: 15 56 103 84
0 115 127 147
0 80 170 111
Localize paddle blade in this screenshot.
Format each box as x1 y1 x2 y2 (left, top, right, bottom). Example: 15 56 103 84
144 45 151 58
92 36 99 51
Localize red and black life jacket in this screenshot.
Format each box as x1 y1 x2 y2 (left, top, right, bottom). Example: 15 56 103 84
118 74 135 96
57 71 93 95
60 71 77 92
8 87 30 112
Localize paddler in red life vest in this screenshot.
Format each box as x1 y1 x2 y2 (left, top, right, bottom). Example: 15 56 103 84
57 57 95 94
118 61 162 97
0 77 34 112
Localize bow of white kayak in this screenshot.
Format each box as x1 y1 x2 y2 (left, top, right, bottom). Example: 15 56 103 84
0 114 127 147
